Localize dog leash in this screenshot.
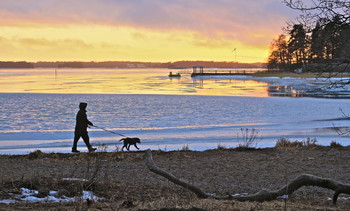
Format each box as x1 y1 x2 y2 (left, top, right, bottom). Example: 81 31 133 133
92 125 127 137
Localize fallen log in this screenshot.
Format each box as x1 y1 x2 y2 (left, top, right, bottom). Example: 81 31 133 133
145 149 350 204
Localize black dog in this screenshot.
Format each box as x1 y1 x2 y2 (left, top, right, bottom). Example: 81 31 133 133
119 137 141 151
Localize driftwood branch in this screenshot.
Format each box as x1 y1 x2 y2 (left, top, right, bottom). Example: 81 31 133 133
145 149 208 198
145 149 350 204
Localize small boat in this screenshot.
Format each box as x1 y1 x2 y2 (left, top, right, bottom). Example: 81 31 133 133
168 72 181 77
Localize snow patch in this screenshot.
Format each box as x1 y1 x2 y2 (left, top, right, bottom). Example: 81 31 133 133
0 188 103 204
62 178 89 182
277 195 289 199
327 196 350 201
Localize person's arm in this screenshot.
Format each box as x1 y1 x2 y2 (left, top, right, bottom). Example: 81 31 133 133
86 118 93 126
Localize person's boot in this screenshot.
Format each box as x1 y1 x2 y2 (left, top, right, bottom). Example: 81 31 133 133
88 147 97 152
72 148 80 153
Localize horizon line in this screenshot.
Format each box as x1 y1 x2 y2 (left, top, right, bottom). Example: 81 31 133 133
0 60 267 64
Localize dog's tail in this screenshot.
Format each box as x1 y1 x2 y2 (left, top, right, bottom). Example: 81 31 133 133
119 138 125 141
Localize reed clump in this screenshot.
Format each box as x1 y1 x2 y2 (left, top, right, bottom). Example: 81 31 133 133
275 137 319 149
28 150 45 159
330 141 343 149
237 128 260 148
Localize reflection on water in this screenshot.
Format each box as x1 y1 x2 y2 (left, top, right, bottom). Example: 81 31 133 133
190 77 268 97
2 68 350 98
268 86 304 97
0 68 270 97
268 84 350 99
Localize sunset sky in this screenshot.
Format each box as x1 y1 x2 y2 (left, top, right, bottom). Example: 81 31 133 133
0 0 299 63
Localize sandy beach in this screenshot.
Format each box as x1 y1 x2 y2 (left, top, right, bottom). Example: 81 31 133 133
1 146 350 210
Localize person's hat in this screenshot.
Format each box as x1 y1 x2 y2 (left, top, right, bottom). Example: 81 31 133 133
79 102 87 109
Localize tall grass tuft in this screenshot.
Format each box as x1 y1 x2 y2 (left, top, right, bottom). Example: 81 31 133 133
216 143 226 150
237 128 260 149
330 141 343 148
28 150 44 159
182 144 190 151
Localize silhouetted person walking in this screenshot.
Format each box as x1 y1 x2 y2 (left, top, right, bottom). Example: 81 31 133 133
72 102 96 153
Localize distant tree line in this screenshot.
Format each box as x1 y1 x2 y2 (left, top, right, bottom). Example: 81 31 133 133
0 61 265 69
0 61 34 68
268 0 350 72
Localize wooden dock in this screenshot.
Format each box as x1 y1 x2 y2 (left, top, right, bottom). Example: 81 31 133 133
168 66 265 78
190 65 262 77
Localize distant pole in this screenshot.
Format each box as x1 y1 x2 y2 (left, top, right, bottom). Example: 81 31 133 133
232 48 237 62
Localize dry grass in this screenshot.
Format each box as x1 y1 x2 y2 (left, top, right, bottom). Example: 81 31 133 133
1 148 350 210
275 138 319 149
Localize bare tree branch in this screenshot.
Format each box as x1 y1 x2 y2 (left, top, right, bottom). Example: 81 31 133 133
283 0 350 31
145 149 350 204
332 108 350 136
145 149 209 199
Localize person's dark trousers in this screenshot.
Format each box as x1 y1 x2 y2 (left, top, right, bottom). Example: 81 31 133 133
72 133 92 150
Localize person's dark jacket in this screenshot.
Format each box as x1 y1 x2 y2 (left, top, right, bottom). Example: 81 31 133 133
75 109 93 135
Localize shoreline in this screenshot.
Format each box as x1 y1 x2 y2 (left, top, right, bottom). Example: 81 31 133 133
0 138 346 156
249 71 318 78
249 70 350 78
1 135 347 156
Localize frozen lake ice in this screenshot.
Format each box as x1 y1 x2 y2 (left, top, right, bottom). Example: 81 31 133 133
0 68 350 154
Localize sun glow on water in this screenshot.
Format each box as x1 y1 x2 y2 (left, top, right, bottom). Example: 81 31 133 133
0 68 269 97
